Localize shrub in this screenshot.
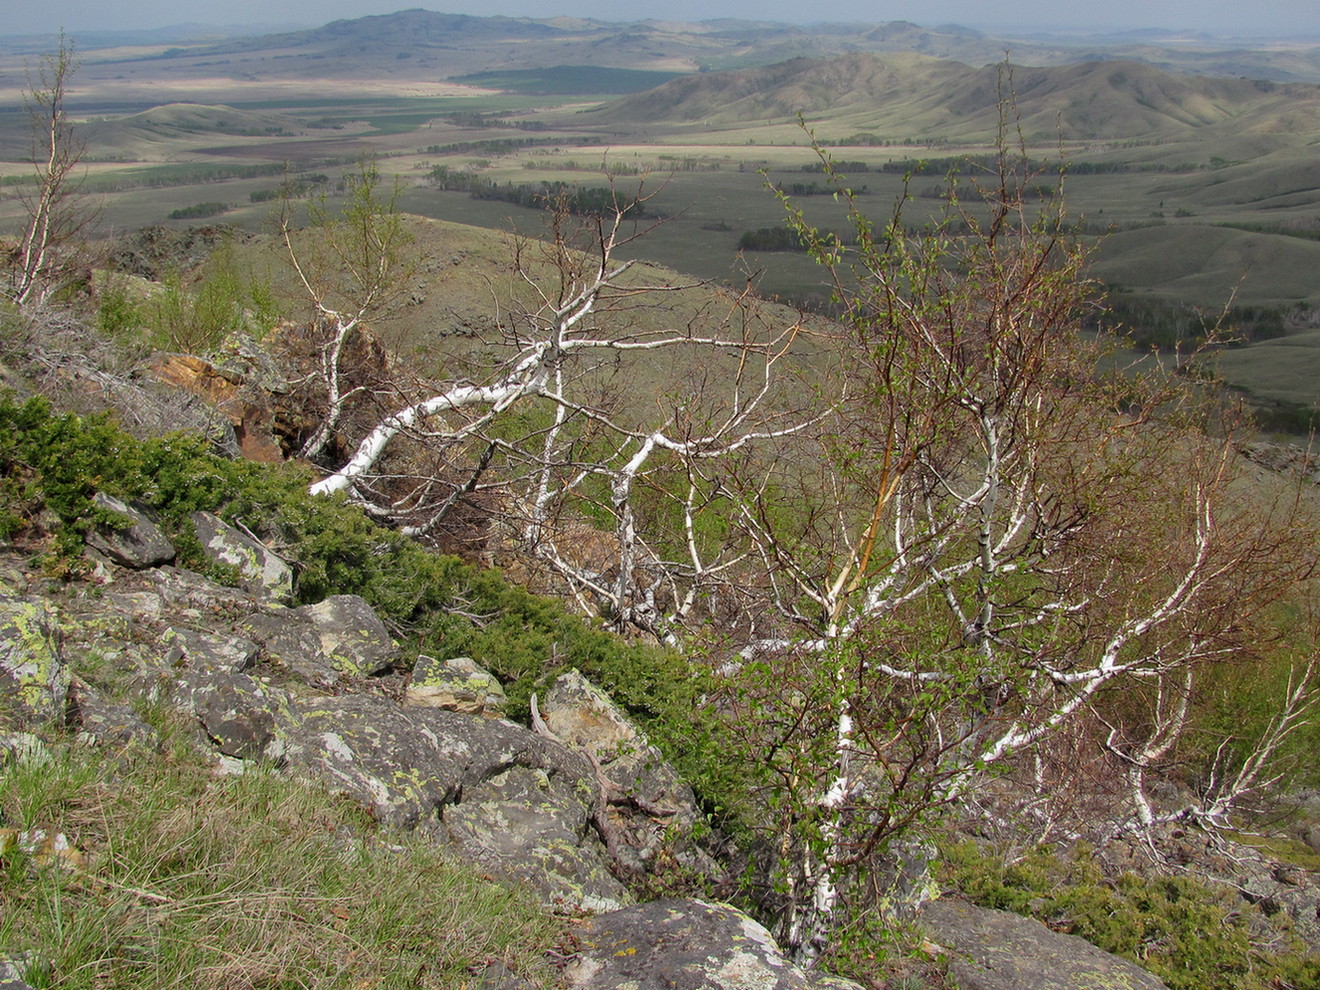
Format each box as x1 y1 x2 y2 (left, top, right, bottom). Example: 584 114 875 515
0 397 745 825
939 841 1320 990
94 277 144 338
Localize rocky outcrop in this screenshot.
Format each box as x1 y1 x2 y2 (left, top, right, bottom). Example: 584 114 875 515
0 513 1298 988
920 898 1170 990
151 352 286 463
539 670 721 881
271 693 629 912
563 898 863 989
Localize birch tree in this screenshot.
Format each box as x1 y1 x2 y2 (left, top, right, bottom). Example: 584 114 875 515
281 162 412 461
305 182 814 639
6 33 95 306
725 124 1318 959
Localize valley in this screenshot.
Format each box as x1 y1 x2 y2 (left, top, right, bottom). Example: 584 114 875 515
3 11 1320 416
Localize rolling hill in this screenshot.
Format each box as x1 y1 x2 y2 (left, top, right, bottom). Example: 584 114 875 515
78 104 303 154
590 53 1320 144
7 9 1320 110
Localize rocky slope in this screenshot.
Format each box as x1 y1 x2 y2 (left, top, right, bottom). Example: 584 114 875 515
0 447 1206 989
0 298 1314 987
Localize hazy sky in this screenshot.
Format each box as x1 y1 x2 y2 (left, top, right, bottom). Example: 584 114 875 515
5 0 1320 40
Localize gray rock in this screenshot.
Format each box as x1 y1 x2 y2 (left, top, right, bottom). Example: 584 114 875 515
0 732 50 766
180 670 286 760
445 763 628 913
271 694 627 912
0 596 67 726
190 511 293 602
239 611 341 689
161 626 258 674
100 590 167 621
919 898 1169 990
563 898 863 989
273 694 465 825
148 566 259 614
85 493 175 569
0 951 41 990
404 655 506 716
297 594 398 676
66 678 156 749
542 670 717 879
136 666 288 761
1303 823 1320 855
472 961 535 990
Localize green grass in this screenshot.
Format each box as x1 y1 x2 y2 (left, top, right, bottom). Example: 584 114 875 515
1203 330 1320 406
0 732 564 989
451 66 686 95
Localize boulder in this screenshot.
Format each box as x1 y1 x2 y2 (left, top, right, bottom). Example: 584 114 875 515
919 898 1170 990
160 625 258 674
239 611 341 689
0 596 68 726
271 694 465 827
1303 823 1320 856
444 763 627 913
541 670 717 878
404 655 506 716
297 594 397 676
85 493 175 569
0 952 41 990
563 898 863 989
136 666 288 761
147 566 260 615
190 511 293 603
271 694 628 912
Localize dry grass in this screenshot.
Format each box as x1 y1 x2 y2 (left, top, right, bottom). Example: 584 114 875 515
0 730 565 989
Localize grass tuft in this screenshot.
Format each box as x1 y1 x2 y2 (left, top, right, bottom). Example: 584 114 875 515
0 732 564 989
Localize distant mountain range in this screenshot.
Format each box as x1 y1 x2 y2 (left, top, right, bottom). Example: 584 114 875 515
16 9 1320 84
590 52 1320 144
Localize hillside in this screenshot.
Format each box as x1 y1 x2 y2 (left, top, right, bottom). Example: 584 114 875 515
5 10 1320 110
591 53 1320 142
76 104 304 155
5 182 1320 983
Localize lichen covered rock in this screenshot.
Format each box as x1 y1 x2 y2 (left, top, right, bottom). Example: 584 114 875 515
404 654 506 716
271 694 627 912
0 596 68 726
564 898 862 989
297 594 397 676
542 669 718 879
920 898 1170 990
66 678 155 749
86 493 175 569
191 510 292 602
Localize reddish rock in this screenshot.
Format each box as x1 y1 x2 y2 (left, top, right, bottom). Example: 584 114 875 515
151 353 284 462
